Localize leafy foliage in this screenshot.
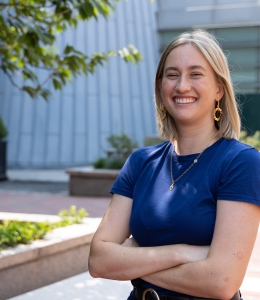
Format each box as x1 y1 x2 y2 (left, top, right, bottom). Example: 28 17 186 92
0 0 142 100
0 205 88 249
0 117 8 139
240 130 260 150
107 133 138 160
93 133 138 169
144 135 165 146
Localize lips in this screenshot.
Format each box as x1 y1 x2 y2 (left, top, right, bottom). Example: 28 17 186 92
174 97 197 104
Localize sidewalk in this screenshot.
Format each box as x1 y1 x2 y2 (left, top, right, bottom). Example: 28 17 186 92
10 271 133 300
0 169 260 299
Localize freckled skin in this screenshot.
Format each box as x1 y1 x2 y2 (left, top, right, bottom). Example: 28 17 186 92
236 252 243 260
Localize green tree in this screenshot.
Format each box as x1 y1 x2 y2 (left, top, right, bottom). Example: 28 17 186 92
0 0 142 100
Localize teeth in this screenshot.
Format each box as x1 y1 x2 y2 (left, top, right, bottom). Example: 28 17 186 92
175 98 196 104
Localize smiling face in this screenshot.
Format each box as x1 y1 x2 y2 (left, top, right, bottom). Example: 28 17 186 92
160 43 224 130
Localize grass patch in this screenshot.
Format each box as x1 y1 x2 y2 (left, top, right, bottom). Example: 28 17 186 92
0 206 88 250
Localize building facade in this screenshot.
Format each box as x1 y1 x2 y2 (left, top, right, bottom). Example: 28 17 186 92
0 0 159 168
157 0 260 133
1 0 260 168
157 0 260 94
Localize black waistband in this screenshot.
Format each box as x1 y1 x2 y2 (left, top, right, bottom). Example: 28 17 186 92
134 286 241 300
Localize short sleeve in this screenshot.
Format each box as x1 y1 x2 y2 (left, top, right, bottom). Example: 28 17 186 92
110 150 142 199
218 148 260 206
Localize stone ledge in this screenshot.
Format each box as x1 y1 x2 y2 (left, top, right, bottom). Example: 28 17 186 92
0 213 101 300
66 167 120 178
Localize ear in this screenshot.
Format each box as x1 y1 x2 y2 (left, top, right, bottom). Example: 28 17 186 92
216 84 224 101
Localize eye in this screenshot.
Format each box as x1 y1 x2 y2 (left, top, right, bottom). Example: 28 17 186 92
167 73 178 78
191 73 202 77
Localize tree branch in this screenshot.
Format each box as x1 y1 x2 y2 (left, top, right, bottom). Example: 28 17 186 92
4 69 23 90
41 68 57 87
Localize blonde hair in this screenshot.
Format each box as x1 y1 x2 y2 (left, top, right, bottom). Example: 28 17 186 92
155 29 240 141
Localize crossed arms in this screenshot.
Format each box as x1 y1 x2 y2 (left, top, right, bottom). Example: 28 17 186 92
88 194 260 299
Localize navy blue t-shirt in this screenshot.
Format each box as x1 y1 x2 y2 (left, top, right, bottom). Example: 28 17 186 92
110 138 260 298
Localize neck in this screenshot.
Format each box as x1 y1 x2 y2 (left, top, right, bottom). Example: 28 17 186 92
173 123 221 155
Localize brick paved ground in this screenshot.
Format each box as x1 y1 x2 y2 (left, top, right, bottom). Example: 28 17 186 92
0 191 110 217
0 183 259 299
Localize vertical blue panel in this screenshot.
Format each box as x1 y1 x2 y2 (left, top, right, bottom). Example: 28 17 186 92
107 17 122 135
46 135 60 166
31 97 48 166
18 134 32 165
45 83 60 166
20 96 34 134
17 90 33 166
60 93 73 164
74 134 86 164
87 95 99 163
7 95 22 166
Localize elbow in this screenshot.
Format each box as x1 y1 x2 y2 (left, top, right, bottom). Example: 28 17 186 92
213 288 239 300
209 279 241 300
88 256 99 278
88 264 100 278
88 250 104 278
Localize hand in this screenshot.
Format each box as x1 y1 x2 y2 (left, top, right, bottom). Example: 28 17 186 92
121 236 139 247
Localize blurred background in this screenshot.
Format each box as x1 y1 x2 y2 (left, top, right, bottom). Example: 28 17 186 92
1 0 260 172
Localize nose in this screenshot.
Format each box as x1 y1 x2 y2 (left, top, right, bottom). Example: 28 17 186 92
175 75 191 93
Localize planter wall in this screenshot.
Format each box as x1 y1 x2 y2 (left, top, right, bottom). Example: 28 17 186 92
66 168 120 197
0 216 101 300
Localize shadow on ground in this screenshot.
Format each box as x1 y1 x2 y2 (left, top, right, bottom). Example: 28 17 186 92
0 181 68 194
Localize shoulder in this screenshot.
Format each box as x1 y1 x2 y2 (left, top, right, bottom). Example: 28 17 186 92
219 138 260 164
217 139 260 204
211 138 260 185
129 141 171 166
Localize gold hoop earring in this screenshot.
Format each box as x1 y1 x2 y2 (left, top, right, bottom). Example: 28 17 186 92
160 105 167 121
213 101 222 122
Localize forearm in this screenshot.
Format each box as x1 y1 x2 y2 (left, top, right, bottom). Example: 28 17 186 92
142 202 260 299
142 259 239 299
89 242 208 281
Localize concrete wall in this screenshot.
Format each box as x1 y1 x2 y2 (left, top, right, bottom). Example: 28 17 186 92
0 0 159 168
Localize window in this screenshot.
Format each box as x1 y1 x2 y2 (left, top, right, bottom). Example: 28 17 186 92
159 27 260 93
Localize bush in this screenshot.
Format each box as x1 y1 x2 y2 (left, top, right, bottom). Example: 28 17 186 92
0 206 88 250
107 133 138 161
240 131 260 150
0 117 8 140
93 133 137 169
144 135 165 146
93 158 106 169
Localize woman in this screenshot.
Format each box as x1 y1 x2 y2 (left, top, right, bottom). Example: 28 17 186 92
88 30 260 300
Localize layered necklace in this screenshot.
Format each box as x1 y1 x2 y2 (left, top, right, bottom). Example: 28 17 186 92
169 145 205 191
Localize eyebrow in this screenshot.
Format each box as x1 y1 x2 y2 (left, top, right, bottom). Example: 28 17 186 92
164 65 206 72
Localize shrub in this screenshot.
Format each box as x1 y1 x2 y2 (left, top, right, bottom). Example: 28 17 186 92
240 131 260 150
93 133 138 169
144 135 165 146
0 206 88 250
0 117 8 140
107 133 138 161
93 158 106 169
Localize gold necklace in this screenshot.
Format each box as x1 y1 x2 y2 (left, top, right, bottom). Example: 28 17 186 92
169 146 205 191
